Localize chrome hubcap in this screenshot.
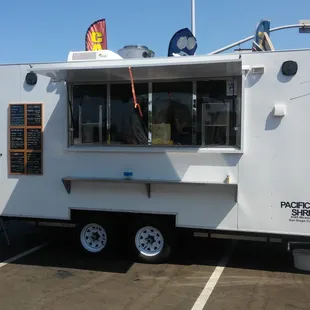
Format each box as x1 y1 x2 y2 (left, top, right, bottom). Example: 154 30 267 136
135 226 164 257
80 223 107 253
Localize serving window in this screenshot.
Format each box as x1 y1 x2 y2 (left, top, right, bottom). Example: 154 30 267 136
196 79 240 147
110 83 149 145
70 84 107 145
68 77 241 148
152 81 193 146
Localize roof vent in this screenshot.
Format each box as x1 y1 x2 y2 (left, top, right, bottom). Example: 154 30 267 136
67 50 123 62
117 45 155 59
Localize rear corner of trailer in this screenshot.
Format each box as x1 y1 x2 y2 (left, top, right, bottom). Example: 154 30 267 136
237 48 310 237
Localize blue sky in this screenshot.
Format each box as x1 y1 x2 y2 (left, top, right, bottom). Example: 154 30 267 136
1 0 310 64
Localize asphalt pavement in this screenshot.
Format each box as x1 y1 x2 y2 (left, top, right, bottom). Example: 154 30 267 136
0 220 309 310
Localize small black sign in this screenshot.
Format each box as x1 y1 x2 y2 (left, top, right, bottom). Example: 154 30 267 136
10 152 25 173
27 128 41 150
10 105 25 126
10 128 24 149
26 152 42 174
27 104 42 126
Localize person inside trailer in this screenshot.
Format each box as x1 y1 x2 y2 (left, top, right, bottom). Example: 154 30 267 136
120 96 148 145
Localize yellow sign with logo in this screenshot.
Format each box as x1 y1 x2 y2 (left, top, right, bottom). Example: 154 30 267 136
91 32 104 50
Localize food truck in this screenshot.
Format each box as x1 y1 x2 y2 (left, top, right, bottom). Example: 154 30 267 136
0 42 310 263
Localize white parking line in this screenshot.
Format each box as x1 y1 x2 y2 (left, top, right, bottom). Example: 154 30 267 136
190 241 236 310
0 243 48 268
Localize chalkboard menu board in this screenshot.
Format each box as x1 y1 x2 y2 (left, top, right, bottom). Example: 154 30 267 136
8 103 43 175
10 104 25 126
26 152 42 175
27 104 42 126
10 152 25 173
10 128 24 149
27 128 41 150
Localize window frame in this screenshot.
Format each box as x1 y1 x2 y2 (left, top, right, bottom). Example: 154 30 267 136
67 76 243 151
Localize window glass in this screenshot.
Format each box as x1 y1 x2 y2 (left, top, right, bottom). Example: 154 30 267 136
69 78 241 148
152 82 192 146
72 84 107 144
110 83 148 145
197 80 238 147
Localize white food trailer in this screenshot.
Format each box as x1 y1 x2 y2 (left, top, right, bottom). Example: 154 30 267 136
0 44 309 263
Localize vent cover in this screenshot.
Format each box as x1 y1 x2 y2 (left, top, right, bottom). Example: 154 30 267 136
67 50 123 62
117 45 155 59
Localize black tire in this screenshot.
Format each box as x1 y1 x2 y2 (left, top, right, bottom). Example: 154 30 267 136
130 219 174 264
77 220 111 255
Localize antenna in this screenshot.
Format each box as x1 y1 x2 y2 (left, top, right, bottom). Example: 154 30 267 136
191 0 196 36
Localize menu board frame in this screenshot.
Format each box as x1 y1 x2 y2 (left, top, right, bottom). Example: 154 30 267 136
8 103 43 175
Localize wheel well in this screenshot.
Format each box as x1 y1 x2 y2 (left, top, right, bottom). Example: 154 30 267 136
70 209 176 228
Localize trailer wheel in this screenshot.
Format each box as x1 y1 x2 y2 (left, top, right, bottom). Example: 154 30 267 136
79 222 108 254
132 221 173 264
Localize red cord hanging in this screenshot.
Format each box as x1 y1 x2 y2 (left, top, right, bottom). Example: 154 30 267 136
128 67 143 117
